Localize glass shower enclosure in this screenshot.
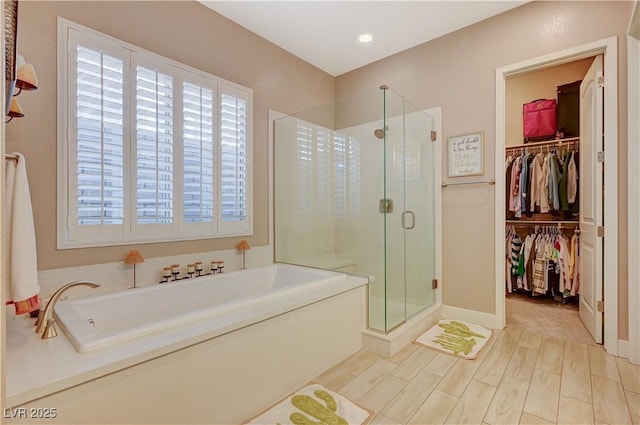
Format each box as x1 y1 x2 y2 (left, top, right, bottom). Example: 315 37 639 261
274 86 436 333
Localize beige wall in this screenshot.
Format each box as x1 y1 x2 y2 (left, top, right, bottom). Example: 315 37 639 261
336 1 631 338
6 1 335 270
505 58 594 145
633 1 640 39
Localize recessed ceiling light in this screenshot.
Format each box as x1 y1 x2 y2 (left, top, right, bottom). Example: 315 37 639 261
358 34 373 43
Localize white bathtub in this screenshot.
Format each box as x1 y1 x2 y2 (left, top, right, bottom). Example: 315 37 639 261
54 263 366 353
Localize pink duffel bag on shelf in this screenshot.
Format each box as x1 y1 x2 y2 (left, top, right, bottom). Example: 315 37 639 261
523 98 557 143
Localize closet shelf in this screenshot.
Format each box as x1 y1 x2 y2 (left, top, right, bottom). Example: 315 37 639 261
506 220 579 225
506 137 579 150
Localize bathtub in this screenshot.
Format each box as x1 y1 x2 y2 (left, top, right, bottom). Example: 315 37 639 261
54 263 366 353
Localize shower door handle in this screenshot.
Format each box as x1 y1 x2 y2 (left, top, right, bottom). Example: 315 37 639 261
402 210 415 230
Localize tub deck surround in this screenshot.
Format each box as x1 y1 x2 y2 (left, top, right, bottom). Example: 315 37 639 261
4 264 368 408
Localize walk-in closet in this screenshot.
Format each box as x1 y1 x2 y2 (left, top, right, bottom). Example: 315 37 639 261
504 57 601 345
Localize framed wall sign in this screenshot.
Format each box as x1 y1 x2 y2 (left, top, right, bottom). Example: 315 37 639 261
447 131 484 177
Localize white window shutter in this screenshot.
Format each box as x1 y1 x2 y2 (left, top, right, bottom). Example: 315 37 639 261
64 28 129 246
180 73 217 237
218 84 251 235
76 46 125 226
134 63 174 226
183 81 215 223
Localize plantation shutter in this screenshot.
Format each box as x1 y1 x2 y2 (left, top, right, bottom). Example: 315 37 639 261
218 84 251 234
183 81 215 224
76 46 125 226
135 63 174 225
66 29 129 244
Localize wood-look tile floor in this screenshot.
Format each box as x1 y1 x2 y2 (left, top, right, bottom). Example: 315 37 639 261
313 328 640 424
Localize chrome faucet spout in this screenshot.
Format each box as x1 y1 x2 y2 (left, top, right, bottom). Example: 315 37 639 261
35 280 101 338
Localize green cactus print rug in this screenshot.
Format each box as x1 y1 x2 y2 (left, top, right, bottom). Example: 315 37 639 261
414 319 492 359
245 383 373 425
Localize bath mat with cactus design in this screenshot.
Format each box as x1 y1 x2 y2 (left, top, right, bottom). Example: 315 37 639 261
245 383 373 425
414 319 492 360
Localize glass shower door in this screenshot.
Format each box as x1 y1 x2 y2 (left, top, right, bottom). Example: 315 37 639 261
403 100 436 319
382 89 436 331
382 88 407 331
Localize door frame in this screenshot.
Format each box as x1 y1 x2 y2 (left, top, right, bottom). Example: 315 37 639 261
627 1 640 365
494 37 619 354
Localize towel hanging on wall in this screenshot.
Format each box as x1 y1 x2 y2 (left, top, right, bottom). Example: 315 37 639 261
5 152 41 314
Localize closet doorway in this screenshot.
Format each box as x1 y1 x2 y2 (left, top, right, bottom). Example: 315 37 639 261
495 37 619 354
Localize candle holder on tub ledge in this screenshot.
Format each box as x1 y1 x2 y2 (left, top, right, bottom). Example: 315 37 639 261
160 267 172 283
210 260 224 274
187 263 195 278
171 264 181 281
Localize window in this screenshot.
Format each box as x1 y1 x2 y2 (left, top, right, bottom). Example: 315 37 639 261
58 19 252 248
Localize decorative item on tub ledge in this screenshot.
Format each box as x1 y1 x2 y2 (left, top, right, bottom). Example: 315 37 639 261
124 249 144 289
236 240 251 269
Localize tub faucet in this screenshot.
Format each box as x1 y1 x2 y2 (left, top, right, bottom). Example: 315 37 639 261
35 280 101 339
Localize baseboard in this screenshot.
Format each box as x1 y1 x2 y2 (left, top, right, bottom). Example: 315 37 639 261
362 304 442 356
441 305 498 329
618 339 629 359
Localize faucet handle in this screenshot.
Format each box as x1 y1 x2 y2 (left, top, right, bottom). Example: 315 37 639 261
35 280 101 335
34 306 44 328
42 318 58 339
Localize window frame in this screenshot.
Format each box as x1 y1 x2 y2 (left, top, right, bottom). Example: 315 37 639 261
57 18 253 249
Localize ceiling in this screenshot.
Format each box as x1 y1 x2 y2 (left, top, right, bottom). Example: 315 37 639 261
200 1 529 76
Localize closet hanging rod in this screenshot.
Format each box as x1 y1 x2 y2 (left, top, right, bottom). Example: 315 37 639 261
5 153 18 161
441 178 495 188
506 220 579 227
506 137 579 150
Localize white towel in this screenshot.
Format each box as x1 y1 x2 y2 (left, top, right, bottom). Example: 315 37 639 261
5 152 40 304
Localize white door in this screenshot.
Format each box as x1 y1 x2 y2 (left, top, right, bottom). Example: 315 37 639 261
579 55 604 344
